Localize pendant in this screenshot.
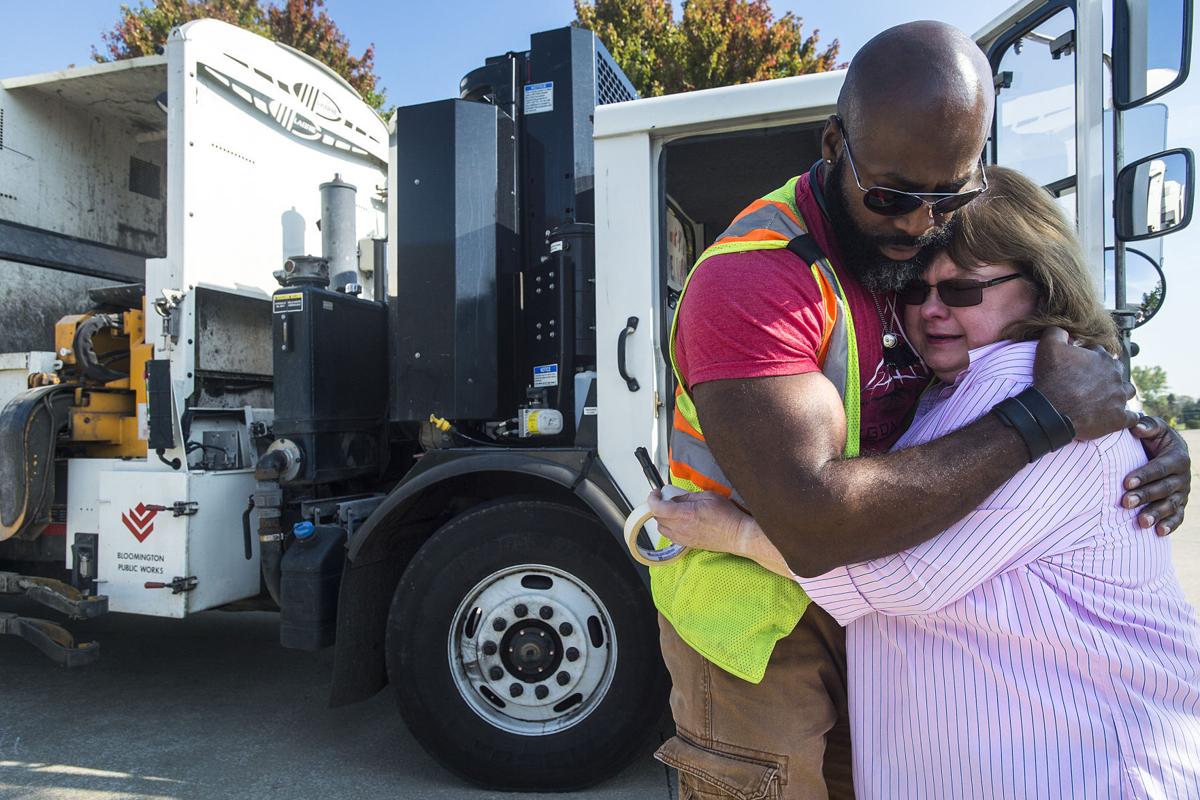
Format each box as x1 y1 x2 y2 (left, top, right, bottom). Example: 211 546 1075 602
882 332 899 349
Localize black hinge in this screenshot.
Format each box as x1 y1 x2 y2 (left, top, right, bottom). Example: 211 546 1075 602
1049 30 1075 60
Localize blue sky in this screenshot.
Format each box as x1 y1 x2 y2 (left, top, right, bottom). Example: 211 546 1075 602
2 1 1197 396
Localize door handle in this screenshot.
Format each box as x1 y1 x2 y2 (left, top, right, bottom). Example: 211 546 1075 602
617 316 640 392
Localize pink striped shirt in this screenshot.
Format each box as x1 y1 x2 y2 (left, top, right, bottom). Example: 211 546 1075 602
800 340 1200 799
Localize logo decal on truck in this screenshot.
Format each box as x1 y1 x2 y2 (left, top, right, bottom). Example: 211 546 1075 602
194 53 385 166
122 503 159 543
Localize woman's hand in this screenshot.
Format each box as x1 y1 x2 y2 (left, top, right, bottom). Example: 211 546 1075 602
1124 415 1191 536
646 490 748 552
646 490 794 578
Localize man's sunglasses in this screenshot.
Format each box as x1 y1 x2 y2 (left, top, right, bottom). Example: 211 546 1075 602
836 117 988 218
897 273 1024 307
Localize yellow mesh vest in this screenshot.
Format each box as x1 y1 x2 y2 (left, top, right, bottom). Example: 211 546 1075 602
651 177 861 684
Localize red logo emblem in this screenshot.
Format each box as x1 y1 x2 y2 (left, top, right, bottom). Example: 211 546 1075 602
122 503 158 542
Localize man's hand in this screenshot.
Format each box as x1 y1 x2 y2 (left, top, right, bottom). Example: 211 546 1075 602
1033 327 1138 440
1124 416 1191 535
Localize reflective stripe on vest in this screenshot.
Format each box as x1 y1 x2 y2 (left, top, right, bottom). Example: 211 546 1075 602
650 175 861 684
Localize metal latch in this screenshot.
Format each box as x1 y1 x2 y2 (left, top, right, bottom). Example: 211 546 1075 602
144 576 198 594
145 501 199 517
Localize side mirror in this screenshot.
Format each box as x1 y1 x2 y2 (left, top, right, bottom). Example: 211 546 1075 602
1126 248 1167 327
1115 148 1194 241
1114 0 1193 109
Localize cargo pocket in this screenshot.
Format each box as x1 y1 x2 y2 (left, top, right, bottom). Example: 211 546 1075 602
656 735 782 800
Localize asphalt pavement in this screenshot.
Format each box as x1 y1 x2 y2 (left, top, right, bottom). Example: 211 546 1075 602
0 603 676 800
2 430 1198 800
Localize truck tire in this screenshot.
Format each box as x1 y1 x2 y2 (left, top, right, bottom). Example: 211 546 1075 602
385 499 669 790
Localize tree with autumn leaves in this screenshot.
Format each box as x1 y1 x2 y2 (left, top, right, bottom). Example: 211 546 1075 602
575 0 840 97
93 0 385 109
95 0 837 110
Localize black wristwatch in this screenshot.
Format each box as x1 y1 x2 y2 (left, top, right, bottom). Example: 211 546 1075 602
992 387 1077 463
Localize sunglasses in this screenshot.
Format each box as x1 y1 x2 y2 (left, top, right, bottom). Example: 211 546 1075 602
836 117 988 218
898 273 1024 307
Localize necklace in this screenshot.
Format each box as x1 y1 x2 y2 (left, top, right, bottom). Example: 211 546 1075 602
870 290 900 349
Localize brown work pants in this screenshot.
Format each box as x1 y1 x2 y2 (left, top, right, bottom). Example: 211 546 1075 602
654 607 853 800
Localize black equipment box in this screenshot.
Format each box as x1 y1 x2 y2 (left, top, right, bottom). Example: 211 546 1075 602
271 285 387 483
389 27 635 428
389 99 517 422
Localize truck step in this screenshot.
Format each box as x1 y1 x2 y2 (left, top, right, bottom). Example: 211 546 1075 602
0 612 100 667
0 572 108 619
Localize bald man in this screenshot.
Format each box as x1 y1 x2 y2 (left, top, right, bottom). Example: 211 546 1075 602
652 22 1191 800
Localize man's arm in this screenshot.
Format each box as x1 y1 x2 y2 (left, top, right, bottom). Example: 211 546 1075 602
695 330 1136 577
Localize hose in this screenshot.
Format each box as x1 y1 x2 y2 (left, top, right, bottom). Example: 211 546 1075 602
72 314 127 383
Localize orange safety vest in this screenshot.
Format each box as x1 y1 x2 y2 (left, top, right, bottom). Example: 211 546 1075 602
650 176 861 683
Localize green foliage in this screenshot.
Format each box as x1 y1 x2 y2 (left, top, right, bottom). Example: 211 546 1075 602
1133 364 1171 418
574 0 840 97
1180 398 1200 429
93 0 385 110
1136 281 1165 326
1132 364 1199 427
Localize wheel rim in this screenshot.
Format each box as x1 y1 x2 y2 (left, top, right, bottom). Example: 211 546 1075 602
447 563 618 736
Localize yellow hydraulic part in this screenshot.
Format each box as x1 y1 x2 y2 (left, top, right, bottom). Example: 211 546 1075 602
53 315 88 370
428 414 453 432
55 305 151 459
69 389 140 457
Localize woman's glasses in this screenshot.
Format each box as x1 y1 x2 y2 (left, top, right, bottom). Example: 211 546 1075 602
836 117 988 218
898 273 1024 307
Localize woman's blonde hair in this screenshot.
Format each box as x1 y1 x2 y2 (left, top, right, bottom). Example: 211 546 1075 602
946 165 1119 353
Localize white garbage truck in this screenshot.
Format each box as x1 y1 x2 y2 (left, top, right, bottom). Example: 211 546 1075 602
0 0 1192 789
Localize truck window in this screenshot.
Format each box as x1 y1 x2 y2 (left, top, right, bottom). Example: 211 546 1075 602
992 7 1078 220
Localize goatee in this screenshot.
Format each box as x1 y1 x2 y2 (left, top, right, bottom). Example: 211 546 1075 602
824 157 954 294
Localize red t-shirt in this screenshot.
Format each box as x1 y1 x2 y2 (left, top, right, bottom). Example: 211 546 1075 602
675 170 930 454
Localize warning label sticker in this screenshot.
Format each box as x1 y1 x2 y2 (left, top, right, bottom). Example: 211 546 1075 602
533 363 559 388
524 82 554 115
273 292 304 314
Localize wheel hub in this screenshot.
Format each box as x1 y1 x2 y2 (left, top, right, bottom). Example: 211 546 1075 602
448 565 617 736
500 619 563 682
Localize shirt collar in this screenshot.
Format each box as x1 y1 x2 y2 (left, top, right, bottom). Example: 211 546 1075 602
934 341 1013 398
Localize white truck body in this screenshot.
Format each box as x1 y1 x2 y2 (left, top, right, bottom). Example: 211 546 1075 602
1 20 387 616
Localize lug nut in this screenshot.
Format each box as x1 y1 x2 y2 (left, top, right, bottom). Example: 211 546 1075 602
483 640 498 656
514 604 528 617
556 671 570 686
535 685 549 699
489 666 503 680
566 647 580 662
493 618 507 631
559 622 573 636
510 683 524 698
539 605 553 620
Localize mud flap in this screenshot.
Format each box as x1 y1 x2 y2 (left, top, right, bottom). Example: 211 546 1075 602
0 384 74 541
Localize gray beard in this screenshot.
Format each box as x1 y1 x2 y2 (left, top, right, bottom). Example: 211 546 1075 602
855 258 924 294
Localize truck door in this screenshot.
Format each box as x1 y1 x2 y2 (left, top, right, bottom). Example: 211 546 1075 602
980 0 1195 362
